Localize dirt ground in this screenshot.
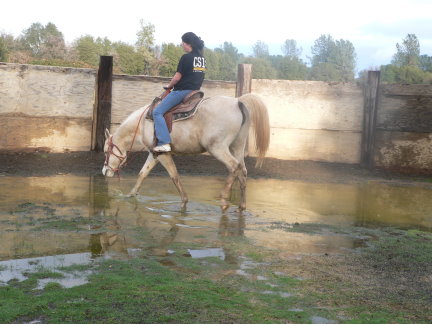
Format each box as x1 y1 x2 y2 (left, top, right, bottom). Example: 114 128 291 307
0 151 431 186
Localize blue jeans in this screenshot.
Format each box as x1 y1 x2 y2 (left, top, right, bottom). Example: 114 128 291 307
153 90 192 145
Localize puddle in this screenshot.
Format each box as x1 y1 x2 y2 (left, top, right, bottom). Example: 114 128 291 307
0 175 431 286
0 252 95 288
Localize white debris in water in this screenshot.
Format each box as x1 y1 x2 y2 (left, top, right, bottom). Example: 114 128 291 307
176 223 203 229
160 214 174 219
289 308 304 312
265 282 279 287
261 290 293 298
240 260 268 270
36 270 93 289
188 248 225 260
311 316 339 324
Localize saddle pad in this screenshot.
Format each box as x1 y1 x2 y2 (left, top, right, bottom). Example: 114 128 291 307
145 91 205 133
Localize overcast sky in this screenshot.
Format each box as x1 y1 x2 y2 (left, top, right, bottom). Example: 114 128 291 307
2 0 432 72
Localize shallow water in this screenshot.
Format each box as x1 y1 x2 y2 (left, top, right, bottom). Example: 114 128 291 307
0 174 431 286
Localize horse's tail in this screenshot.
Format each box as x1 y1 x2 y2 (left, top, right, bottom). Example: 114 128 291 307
238 93 270 168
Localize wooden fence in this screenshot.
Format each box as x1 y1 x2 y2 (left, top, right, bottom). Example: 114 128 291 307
0 59 431 173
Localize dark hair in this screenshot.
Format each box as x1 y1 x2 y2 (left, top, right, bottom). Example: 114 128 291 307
181 32 204 55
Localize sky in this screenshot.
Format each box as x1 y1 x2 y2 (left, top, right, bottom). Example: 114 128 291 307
2 0 432 72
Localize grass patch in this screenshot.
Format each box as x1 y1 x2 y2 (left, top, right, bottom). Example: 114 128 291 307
0 257 307 323
1 226 431 323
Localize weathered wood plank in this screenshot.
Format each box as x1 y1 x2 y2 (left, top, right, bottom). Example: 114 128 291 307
0 115 92 151
361 71 380 168
381 84 432 97
236 64 252 97
377 95 432 132
374 130 432 171
92 56 113 152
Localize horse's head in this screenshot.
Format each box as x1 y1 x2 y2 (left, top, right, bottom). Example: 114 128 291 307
102 129 127 177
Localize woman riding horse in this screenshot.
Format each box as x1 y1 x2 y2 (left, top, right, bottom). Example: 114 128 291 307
153 32 206 153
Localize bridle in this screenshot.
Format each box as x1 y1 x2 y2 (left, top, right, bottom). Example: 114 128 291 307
104 135 127 176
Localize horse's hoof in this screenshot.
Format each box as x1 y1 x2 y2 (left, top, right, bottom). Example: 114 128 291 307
220 204 230 213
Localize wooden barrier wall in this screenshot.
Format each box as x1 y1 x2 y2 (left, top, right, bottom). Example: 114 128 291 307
0 61 431 173
374 84 432 171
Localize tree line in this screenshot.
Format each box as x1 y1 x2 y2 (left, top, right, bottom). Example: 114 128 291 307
1 21 431 84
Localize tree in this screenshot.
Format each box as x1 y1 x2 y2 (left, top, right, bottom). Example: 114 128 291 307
380 64 432 84
281 39 301 58
204 48 222 80
310 34 356 81
311 34 335 66
271 55 308 80
252 41 269 58
135 19 157 75
0 33 13 61
332 39 356 81
419 54 432 72
213 42 239 80
392 34 420 67
159 43 183 77
113 42 144 75
19 22 65 59
242 57 277 79
73 35 113 67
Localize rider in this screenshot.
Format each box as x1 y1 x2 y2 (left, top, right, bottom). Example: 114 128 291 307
152 32 206 152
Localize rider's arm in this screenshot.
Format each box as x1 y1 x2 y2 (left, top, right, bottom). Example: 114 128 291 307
165 72 182 89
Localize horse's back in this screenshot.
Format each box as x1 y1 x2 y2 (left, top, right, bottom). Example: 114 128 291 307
169 95 244 153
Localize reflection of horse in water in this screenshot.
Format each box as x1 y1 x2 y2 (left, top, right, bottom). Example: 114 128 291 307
102 93 270 211
88 209 245 260
88 175 246 260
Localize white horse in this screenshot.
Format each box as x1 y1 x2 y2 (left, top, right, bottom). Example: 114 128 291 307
102 93 270 211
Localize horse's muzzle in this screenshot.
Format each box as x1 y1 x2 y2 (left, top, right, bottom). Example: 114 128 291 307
102 166 114 177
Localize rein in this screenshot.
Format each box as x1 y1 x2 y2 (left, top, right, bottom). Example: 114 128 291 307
104 88 171 177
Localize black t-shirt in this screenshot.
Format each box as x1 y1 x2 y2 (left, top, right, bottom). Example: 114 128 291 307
174 51 206 90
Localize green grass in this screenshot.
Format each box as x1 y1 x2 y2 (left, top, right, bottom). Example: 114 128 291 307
1 228 431 323
0 257 309 323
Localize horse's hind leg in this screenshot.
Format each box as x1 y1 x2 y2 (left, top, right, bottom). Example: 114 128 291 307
209 148 241 211
129 153 159 195
231 147 248 211
156 153 188 210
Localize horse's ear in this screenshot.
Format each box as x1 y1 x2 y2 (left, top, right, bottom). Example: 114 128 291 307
105 128 111 139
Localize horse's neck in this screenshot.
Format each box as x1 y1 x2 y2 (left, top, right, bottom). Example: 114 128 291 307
115 107 146 150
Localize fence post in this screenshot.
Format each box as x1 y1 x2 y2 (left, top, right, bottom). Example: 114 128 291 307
361 70 380 168
92 56 113 152
235 64 252 97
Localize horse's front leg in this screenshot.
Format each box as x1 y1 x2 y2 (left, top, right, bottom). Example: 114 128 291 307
128 153 159 195
156 153 188 210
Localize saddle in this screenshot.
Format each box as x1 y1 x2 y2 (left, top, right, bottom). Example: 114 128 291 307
146 90 204 133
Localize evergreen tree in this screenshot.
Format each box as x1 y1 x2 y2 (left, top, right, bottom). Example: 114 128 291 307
392 34 420 67
242 57 276 79
419 54 432 72
281 39 301 58
252 40 269 58
159 43 183 77
135 19 156 75
310 34 356 81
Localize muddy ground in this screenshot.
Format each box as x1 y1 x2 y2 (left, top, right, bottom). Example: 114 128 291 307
0 151 431 186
